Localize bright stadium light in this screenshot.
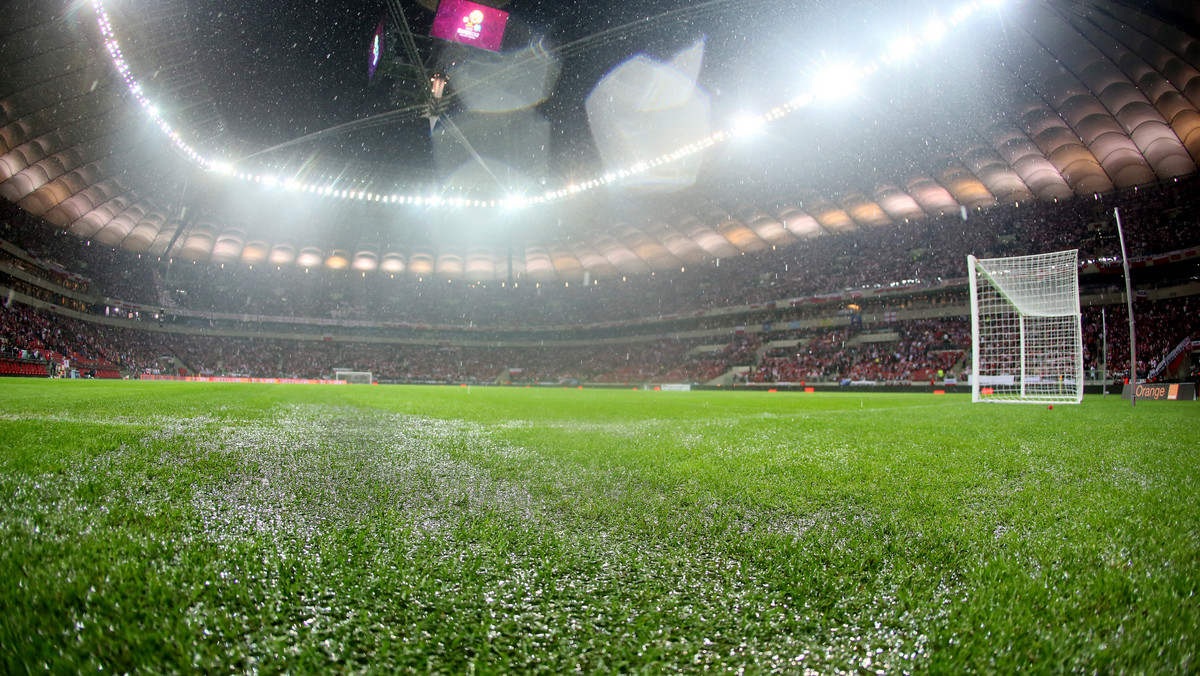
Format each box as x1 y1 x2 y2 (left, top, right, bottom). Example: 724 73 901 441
731 113 766 137
923 19 948 42
812 63 861 100
950 4 975 25
888 35 917 61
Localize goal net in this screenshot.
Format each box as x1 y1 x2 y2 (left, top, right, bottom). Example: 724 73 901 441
968 250 1083 404
334 370 374 385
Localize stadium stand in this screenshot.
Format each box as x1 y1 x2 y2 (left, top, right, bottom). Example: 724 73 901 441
1083 297 1200 382
2 179 1198 386
5 179 1198 330
753 320 971 385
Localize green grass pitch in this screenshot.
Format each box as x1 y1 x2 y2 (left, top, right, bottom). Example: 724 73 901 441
1 380 1197 673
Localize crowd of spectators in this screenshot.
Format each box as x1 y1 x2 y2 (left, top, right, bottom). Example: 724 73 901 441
0 202 159 306
654 335 762 384
1083 297 1200 381
0 301 170 377
155 177 1200 326
752 319 971 384
137 323 972 385
162 337 708 385
0 244 91 297
3 292 1196 384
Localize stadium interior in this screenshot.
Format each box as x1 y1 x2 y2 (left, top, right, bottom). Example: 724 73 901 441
4 2 1200 672
1 0 1199 386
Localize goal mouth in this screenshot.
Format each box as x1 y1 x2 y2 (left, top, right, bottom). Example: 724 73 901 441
333 370 374 385
968 250 1083 404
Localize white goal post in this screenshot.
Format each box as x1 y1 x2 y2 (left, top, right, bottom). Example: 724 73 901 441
334 369 374 385
968 250 1083 404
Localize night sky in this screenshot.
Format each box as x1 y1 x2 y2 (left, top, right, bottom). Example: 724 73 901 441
170 0 854 173
117 0 1200 203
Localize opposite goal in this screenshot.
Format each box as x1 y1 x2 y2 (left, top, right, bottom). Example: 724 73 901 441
334 369 374 385
968 250 1083 404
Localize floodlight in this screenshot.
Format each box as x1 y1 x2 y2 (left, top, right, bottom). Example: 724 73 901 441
731 114 765 137
811 63 861 100
923 19 948 42
888 36 916 61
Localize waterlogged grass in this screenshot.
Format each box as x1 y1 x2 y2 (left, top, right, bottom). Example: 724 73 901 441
0 381 1197 673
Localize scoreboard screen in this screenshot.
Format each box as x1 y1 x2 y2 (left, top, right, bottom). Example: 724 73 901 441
430 0 508 53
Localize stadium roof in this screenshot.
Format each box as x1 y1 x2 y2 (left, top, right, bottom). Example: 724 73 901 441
1 0 1199 281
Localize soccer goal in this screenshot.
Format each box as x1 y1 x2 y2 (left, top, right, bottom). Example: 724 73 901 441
334 369 374 385
968 250 1083 404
